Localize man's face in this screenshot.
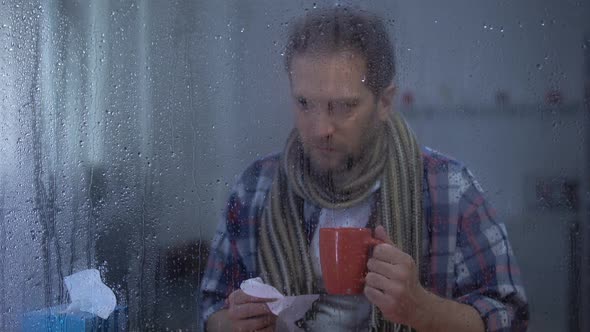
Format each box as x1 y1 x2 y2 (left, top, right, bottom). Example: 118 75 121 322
289 51 392 174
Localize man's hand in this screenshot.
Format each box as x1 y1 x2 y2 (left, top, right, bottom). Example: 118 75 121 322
207 289 277 332
364 225 432 329
364 226 484 332
227 289 277 331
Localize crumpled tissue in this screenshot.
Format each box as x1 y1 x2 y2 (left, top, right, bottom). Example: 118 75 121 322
240 277 319 331
64 269 117 319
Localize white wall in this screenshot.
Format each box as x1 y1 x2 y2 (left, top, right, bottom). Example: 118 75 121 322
394 0 590 107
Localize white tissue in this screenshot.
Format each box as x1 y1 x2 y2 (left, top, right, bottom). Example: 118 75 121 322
240 277 319 331
64 269 117 319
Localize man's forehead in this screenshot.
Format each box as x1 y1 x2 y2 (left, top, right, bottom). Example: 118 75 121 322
289 51 368 98
290 50 366 74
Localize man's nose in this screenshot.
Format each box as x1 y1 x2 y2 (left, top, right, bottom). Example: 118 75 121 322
313 111 336 137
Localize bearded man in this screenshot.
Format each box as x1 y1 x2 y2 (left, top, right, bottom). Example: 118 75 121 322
200 7 529 332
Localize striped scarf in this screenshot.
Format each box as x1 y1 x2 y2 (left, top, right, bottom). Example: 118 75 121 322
258 111 423 332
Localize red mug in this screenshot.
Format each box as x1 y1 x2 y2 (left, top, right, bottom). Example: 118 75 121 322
319 227 382 295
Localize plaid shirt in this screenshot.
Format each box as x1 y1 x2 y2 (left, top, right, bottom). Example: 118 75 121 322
199 147 529 331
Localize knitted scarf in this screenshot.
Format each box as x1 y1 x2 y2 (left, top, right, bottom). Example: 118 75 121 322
257 111 423 332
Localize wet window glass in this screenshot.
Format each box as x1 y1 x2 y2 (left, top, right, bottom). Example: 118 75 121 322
0 1 588 331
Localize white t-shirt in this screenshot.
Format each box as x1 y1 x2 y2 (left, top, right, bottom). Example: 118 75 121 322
297 181 380 331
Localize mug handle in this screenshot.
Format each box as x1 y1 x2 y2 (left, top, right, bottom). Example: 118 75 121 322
360 238 385 284
365 237 384 247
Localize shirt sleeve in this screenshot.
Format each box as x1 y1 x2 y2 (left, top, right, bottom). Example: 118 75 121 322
453 167 529 332
199 190 250 331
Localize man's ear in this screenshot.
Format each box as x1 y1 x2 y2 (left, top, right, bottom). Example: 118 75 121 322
377 84 396 121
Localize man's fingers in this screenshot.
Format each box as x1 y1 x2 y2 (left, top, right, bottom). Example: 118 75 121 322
365 271 404 294
233 314 276 332
374 225 394 245
371 242 413 267
365 271 391 291
229 302 272 320
229 289 276 305
373 226 413 266
256 326 275 332
367 258 411 282
364 284 391 309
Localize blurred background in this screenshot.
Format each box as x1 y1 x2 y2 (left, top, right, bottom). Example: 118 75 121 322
0 0 588 331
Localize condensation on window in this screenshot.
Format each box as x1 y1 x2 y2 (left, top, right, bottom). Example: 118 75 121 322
0 0 589 331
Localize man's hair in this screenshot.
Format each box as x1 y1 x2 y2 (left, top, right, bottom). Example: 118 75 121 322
284 6 395 97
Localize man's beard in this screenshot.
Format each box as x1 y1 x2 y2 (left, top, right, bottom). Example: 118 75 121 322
304 137 378 195
305 152 356 191
299 119 384 196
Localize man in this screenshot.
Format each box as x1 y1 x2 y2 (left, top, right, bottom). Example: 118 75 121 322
200 7 528 332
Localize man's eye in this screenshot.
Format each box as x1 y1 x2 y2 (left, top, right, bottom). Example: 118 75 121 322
343 102 357 110
330 101 356 114
297 98 308 110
